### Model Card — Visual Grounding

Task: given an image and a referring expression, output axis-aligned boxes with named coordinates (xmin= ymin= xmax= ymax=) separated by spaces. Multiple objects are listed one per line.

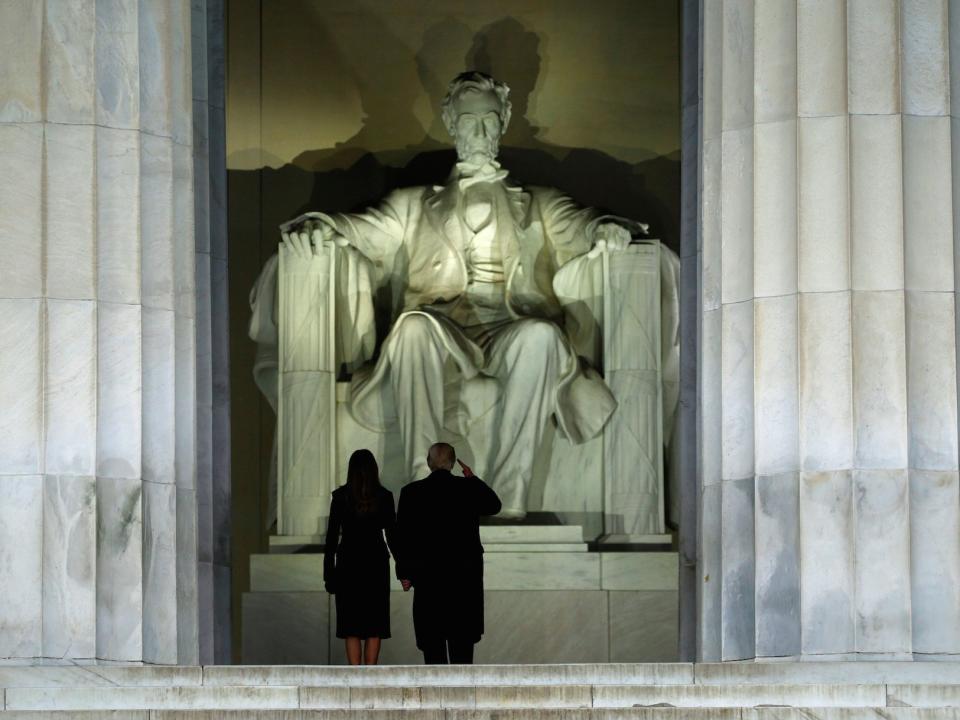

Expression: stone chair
xmin=249 ymin=240 xmax=679 ymax=540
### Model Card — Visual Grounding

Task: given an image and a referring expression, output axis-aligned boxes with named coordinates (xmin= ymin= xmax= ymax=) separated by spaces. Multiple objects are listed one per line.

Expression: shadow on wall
xmin=234 ymin=14 xmax=680 ymax=256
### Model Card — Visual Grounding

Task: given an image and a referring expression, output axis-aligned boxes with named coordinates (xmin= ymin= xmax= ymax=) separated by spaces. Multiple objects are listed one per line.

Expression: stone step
xmin=5 ymin=712 xmax=960 ymax=720
xmin=6 ymin=683 xmax=960 ymax=712
xmin=3 ymin=707 xmax=960 ymax=720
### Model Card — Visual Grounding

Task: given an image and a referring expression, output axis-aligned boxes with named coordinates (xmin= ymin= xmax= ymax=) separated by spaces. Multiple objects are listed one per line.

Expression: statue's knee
xmin=391 ymin=314 xmax=436 ymax=347
xmin=515 ymin=319 xmax=564 ymax=350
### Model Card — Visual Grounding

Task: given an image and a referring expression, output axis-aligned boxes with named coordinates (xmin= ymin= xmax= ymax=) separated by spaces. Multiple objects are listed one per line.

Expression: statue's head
xmin=441 ymin=71 xmax=512 ymax=164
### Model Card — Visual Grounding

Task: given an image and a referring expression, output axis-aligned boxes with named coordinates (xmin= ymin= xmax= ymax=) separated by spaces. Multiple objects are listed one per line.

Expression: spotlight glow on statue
xmin=250 ymin=72 xmax=675 ymax=522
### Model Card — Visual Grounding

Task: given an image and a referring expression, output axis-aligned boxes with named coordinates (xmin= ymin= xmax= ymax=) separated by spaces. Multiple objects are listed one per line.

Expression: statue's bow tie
xmin=456 ymin=160 xmax=509 ymax=190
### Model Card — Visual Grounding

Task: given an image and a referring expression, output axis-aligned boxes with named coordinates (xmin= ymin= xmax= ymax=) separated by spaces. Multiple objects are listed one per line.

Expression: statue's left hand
xmin=591 ymin=222 xmax=632 ymax=254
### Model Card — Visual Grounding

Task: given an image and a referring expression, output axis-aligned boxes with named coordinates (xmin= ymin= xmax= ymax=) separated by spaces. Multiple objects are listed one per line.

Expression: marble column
xmin=699 ymin=0 xmax=960 ymax=660
xmin=0 ymin=0 xmax=201 ymax=663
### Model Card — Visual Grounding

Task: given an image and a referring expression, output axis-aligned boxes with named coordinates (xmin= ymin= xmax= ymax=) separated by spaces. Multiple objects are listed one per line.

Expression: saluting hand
xmin=457 ymin=459 xmax=475 ymax=478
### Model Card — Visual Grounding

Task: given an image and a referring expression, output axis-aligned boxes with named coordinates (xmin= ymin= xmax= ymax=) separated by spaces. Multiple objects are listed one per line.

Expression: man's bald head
xmin=427 ymin=442 xmax=456 ymax=471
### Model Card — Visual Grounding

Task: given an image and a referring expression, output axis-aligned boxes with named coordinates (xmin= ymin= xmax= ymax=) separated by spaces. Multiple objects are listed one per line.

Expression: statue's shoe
xmin=494 ymin=507 xmax=526 ymax=520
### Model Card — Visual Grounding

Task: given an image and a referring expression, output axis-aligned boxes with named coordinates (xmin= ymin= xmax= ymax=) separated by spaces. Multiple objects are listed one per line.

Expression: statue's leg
xmin=484 ymin=319 xmax=571 ymax=517
xmin=383 ymin=314 xmax=450 ymax=482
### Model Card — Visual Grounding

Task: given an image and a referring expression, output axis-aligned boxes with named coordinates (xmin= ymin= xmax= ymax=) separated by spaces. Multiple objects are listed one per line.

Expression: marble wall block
xmin=0 ymin=476 xmax=43 ymax=657
xmin=176 ymin=487 xmax=199 ymax=664
xmin=97 ymin=127 xmax=141 ymax=305
xmin=174 ymin=143 xmax=196 ymax=320
xmin=850 ymin=115 xmax=904 ymax=291
xmin=754 ymin=472 xmax=800 ymax=657
xmin=799 ymin=471 xmax=855 ymax=655
xmin=799 ymin=292 xmax=853 ymax=472
xmin=170 ymin=0 xmax=192 ymax=147
xmin=902 ymin=0 xmax=950 ymax=116
xmin=752 ymin=0 xmax=796 ymax=124
xmin=478 ymin=591 xmax=609 ymax=664
xmin=0 ymin=300 xmax=42 ymax=474
xmin=192 ymin=100 xmax=211 ymax=255
xmin=0 ymin=124 xmax=42 ymax=298
xmin=797 ymin=0 xmax=847 ymax=117
xmin=720 ymin=127 xmax=754 ymax=304
xmin=44 ymin=300 xmax=97 ymax=476
xmin=44 ymin=0 xmax=96 ymax=124
xmin=197 ymin=560 xmax=214 ymax=665
xmin=96 ymin=476 xmax=143 ymax=661
xmin=906 ymin=291 xmax=958 ymax=469
xmin=143 ymin=481 xmax=178 ymax=664
xmin=753 ymin=296 xmax=799 ymax=476
xmin=701 ymin=137 xmax=721 ymax=311
xmin=846 ymin=0 xmax=901 ymax=115
xmin=142 ymin=308 xmax=176 ymax=484
xmin=699 ymin=482 xmax=722 ymax=661
xmin=175 ymin=314 xmax=197 ymax=490
xmin=720 ymin=0 xmax=753 ymax=132
xmin=853 ymin=470 xmax=912 ymax=653
xmin=701 ymin=308 xmax=721 ymax=487
xmin=0 ymin=1 xmax=42 ymax=122
xmin=45 ymin=124 xmax=96 ymax=299
xmin=852 ymin=291 xmax=908 ymax=469
xmin=609 ymin=591 xmax=679 ymax=662
xmin=213 ymin=563 xmax=231 ymax=663
xmin=753 ymin=120 xmax=797 ymax=298
xmin=191 ymin=0 xmax=208 ymax=103
xmin=95 ymin=0 xmax=140 ymax=129
xmin=242 ymin=592 xmax=329 ymax=665
xmin=903 ymin=116 xmax=954 ymax=291
xmin=138 ymin=0 xmax=173 ymax=138
xmin=910 ymin=470 xmax=960 ymax=653
xmin=206 ymin=0 xmax=225 ymax=112
xmin=700 ymin=0 xmax=721 ymax=143
xmin=209 ymin=109 xmax=228 ymax=261
xmin=140 ymin=134 xmax=175 ymax=310
xmin=798 ymin=116 xmax=849 ymax=293
xmin=721 ymin=477 xmax=755 ymax=661
xmin=97 ymin=302 xmax=142 ymax=480
xmin=42 ymin=475 xmax=96 ymax=659
xmin=721 ymin=301 xmax=754 ymax=482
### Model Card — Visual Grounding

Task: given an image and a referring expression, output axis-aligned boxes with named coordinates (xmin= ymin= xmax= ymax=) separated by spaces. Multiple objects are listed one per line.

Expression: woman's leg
xmin=363 ymin=637 xmax=381 ymax=665
xmin=345 ymin=637 xmax=362 ymax=665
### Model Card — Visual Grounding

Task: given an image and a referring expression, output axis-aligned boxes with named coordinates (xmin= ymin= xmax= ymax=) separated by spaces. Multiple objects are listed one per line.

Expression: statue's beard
xmin=455 ymin=136 xmax=500 ymax=167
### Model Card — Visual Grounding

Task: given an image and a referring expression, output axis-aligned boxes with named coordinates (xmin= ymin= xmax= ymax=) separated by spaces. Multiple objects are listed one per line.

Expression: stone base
xmin=243 ymin=527 xmax=679 ymax=665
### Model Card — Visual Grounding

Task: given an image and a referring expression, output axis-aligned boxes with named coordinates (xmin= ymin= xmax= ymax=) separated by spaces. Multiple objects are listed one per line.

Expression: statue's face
xmin=451 ymin=87 xmax=504 ymax=164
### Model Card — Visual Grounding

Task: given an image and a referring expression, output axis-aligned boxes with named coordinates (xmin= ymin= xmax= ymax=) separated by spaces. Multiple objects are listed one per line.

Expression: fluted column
xmin=0 ymin=0 xmax=199 ymax=663
xmin=699 ymin=0 xmax=960 ymax=660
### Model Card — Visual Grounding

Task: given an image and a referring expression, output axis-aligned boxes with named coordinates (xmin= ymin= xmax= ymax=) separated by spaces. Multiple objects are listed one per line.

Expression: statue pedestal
xmin=242 ymin=528 xmax=678 ymax=665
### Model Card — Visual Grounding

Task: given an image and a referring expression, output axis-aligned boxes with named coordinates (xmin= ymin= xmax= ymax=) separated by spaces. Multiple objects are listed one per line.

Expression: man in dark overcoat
xmin=395 ymin=442 xmax=501 ymax=664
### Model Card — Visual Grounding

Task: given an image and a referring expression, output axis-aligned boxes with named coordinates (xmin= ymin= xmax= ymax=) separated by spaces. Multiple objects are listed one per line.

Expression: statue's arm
xmin=280 ymin=191 xmax=409 ymax=267
xmin=539 ymin=189 xmax=649 ymax=266
xmin=248 ymin=254 xmax=280 ymax=413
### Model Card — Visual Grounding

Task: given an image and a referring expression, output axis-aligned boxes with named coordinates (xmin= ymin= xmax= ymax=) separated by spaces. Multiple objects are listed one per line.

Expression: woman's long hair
xmin=346 ymin=449 xmax=381 ymax=514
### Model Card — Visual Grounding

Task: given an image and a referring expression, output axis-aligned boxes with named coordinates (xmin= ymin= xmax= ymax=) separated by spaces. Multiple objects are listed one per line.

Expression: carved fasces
xmin=277 ymin=241 xmax=337 ymax=535
xmin=602 ymin=242 xmax=664 ymax=536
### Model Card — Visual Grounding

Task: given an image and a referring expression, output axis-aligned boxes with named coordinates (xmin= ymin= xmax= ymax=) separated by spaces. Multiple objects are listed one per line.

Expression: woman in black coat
xmin=323 ymin=449 xmax=398 ymax=665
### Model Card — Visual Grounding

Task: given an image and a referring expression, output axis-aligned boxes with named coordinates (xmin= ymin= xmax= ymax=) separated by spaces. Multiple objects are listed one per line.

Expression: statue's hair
xmin=440 ymin=71 xmax=512 ymax=137
xmin=427 ymin=442 xmax=456 ymax=471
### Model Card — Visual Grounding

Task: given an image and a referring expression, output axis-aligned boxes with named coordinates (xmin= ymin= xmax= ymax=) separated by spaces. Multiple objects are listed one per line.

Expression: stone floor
xmin=0 ymin=662 xmax=958 ymax=717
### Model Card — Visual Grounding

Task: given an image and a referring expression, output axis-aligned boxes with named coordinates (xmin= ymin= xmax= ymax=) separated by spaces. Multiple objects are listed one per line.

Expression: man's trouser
xmin=421 ymin=636 xmax=475 ymax=664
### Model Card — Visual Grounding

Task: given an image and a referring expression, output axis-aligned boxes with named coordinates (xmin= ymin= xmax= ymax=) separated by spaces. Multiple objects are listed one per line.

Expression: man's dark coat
xmin=395 ymin=469 xmax=502 ymax=648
